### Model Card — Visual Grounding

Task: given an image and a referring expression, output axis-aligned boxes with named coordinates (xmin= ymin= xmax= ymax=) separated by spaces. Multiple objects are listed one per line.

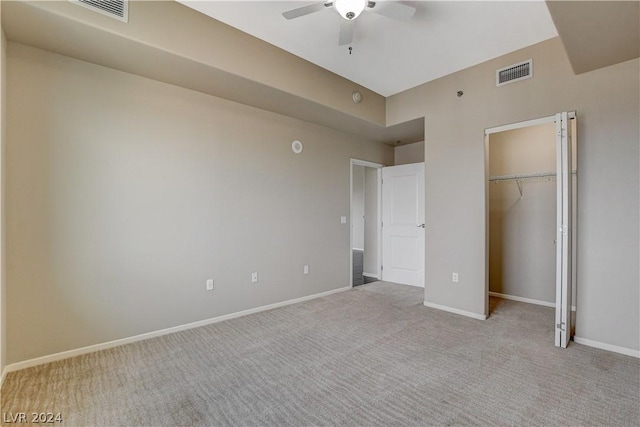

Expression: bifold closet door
xmin=555 ymin=112 xmax=573 ymax=348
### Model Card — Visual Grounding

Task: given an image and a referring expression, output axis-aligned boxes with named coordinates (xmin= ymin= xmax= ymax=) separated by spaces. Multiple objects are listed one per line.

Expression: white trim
xmin=485 ymin=112 xmax=576 ymax=135
xmin=489 ymin=291 xmax=577 ymax=311
xmin=424 ymin=301 xmax=487 ymax=320
xmin=351 ymin=159 xmax=385 ymax=169
xmin=485 ymin=115 xmax=556 ymax=135
xmin=376 ymin=167 xmax=382 ymax=284
xmin=352 ymin=247 xmax=364 ymax=251
xmin=349 ymin=162 xmax=354 ymax=288
xmin=362 ymin=272 xmax=379 ymax=279
xmin=573 ymin=336 xmax=640 ymax=359
xmin=3 ymin=286 xmax=351 ymax=375
xmin=484 ymin=133 xmax=490 ymax=316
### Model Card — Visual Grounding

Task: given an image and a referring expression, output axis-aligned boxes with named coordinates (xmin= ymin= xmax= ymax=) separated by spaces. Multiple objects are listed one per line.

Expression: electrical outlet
xmin=206 ymin=279 xmax=214 ymax=291
xmin=304 ymin=265 xmax=309 ymax=275
xmin=452 ymin=272 xmax=459 ymax=283
xmin=251 ymin=272 xmax=258 ymax=283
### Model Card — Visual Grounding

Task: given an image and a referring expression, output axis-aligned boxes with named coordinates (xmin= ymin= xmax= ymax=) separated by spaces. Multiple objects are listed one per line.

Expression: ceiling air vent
xmin=70 ymin=0 xmax=129 ymax=23
xmin=496 ymin=59 xmax=532 ymax=87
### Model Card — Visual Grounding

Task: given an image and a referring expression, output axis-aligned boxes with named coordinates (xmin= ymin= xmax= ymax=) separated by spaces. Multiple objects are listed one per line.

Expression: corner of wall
xmin=0 ymin=13 xmax=7 ymax=383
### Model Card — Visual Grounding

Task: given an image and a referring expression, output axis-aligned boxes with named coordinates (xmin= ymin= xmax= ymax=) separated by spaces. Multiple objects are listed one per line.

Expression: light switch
xmin=341 ymin=216 xmax=347 ymax=224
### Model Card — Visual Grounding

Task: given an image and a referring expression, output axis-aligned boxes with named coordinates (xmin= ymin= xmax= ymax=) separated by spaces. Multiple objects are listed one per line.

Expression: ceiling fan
xmin=282 ymin=0 xmax=416 ymax=46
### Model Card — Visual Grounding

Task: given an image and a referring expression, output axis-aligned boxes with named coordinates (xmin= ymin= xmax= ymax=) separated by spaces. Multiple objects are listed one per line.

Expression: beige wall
xmin=387 ymin=37 xmax=639 ymax=351
xmin=0 ymin=5 xmax=6 ymax=377
xmin=6 ymin=43 xmax=392 ymax=364
xmin=2 ymin=0 xmax=387 ymax=135
xmin=394 ymin=141 xmax=425 ymax=166
xmin=488 ymin=124 xmax=556 ymax=176
xmin=488 ymin=123 xmax=556 ymax=303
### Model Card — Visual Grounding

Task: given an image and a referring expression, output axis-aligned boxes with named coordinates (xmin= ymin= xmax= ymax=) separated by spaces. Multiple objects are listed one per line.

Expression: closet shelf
xmin=488 ymin=170 xmax=576 ymax=182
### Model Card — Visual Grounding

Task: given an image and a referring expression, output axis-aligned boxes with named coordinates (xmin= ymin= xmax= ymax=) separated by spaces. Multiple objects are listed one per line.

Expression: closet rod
xmin=488 ymin=170 xmax=576 ymax=182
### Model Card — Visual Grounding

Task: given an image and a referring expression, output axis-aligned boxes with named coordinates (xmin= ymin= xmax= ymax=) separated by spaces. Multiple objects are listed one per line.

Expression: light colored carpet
xmin=2 ymin=282 xmax=639 ymax=426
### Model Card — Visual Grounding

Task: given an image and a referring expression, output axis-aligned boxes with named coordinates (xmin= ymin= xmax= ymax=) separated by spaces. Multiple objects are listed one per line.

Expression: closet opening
xmin=350 ymin=159 xmax=383 ymax=287
xmin=485 ymin=113 xmax=577 ymax=348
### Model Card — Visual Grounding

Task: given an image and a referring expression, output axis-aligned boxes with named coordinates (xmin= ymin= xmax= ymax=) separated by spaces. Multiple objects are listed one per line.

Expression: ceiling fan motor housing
xmin=282 ymin=0 xmax=416 ymax=46
xmin=334 ymin=0 xmax=366 ymax=20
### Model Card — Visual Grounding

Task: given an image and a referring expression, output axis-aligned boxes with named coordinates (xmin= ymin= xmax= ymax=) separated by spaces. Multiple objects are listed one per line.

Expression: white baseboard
xmin=489 ymin=292 xmax=554 ymax=308
xmin=424 ymin=301 xmax=487 ymax=320
xmin=573 ymin=336 xmax=640 ymax=358
xmin=362 ymin=272 xmax=379 ymax=279
xmin=3 ymin=286 xmax=351 ymax=375
xmin=489 ymin=291 xmax=576 ymax=312
xmin=1 ymin=366 xmax=7 ymax=388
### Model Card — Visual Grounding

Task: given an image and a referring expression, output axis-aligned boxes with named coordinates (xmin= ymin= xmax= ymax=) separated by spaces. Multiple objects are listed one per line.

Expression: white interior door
xmin=555 ymin=112 xmax=573 ymax=348
xmin=382 ymin=163 xmax=425 ymax=287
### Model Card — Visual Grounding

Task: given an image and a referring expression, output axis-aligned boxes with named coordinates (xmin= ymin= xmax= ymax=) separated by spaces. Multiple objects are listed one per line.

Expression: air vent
xmin=496 ymin=59 xmax=532 ymax=87
xmin=70 ymin=0 xmax=128 ymax=23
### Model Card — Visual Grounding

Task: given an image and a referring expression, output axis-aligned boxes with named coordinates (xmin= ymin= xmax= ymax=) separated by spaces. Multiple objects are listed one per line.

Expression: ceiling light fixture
xmin=334 ymin=0 xmax=366 ymax=20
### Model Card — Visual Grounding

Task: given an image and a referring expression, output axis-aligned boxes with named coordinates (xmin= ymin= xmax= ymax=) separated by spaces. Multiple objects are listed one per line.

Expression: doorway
xmin=350 ymin=159 xmax=383 ymax=287
xmin=485 ymin=112 xmax=577 ymax=348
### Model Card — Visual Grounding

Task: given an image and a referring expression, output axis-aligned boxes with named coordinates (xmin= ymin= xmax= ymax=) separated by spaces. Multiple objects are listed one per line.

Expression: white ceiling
xmin=179 ymin=1 xmax=558 ymax=97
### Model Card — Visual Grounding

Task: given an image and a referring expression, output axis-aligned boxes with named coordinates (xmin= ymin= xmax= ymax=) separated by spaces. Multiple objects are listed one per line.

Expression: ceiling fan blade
xmin=338 ymin=20 xmax=355 ymax=46
xmin=282 ymin=2 xmax=331 ymax=20
xmin=368 ymin=1 xmax=416 ymax=21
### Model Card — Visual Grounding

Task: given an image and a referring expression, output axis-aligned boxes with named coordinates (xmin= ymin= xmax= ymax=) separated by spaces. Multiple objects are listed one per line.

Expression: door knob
xmin=417 ymin=224 xmax=425 ymax=228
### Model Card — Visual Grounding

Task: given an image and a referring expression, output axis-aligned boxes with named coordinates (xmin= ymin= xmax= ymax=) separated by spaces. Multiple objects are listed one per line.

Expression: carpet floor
xmin=2 ymin=282 xmax=639 ymax=426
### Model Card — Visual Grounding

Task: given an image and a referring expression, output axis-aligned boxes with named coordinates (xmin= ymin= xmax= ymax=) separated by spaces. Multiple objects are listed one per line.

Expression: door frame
xmin=484 ymin=112 xmax=576 ymax=346
xmin=350 ymin=159 xmax=384 ymax=288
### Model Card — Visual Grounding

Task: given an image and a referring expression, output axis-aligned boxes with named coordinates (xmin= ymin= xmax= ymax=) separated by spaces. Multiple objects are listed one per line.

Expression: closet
xmin=486 ymin=113 xmax=577 ymax=347
xmin=488 ymin=122 xmax=558 ymax=305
